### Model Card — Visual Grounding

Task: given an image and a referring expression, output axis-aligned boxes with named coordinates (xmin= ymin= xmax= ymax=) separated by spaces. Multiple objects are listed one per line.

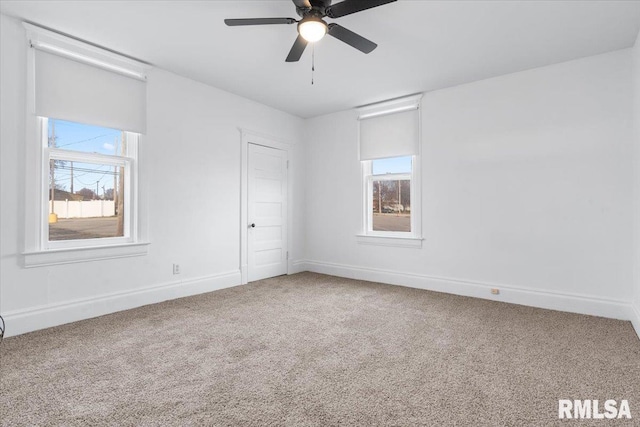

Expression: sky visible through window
xmin=48 ymin=119 xmax=123 ymax=199
xmin=372 ymin=156 xmax=411 ymax=175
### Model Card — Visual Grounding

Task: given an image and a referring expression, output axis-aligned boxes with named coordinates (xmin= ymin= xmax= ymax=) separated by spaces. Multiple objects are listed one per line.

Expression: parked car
xmin=381 ymin=204 xmax=404 ymax=213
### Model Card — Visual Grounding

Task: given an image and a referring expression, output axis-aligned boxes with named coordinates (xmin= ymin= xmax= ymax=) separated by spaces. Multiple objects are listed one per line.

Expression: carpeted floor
xmin=1 ymin=272 xmax=639 ymax=426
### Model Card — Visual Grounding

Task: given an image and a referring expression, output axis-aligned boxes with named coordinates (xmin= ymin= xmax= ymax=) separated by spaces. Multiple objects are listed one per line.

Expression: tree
xmin=400 ymin=180 xmax=410 ymax=211
xmin=373 ymin=181 xmax=380 ymax=213
xmin=381 ymin=181 xmax=397 ymax=205
xmin=76 ymin=188 xmax=96 ymax=200
xmin=104 ymin=188 xmax=115 ymax=200
xmin=374 ymin=180 xmax=411 ymax=213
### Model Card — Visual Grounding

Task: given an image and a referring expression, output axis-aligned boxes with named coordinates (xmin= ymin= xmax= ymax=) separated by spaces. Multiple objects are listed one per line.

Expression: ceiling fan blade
xmin=224 ymin=18 xmax=297 ymax=26
xmin=326 ymin=0 xmax=397 ymax=18
xmin=327 ymin=23 xmax=377 ymax=54
xmin=286 ymin=35 xmax=308 ymax=62
xmin=291 ymin=0 xmax=312 ymax=9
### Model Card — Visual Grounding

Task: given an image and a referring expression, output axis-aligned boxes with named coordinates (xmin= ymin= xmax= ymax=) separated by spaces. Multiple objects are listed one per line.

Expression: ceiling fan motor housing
xmin=296 ymin=0 xmax=333 ymax=18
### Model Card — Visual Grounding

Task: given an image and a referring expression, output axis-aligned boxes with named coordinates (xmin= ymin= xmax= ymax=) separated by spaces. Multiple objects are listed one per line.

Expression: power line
xmin=55 ymin=133 xmax=117 ymax=149
xmin=57 ymin=162 xmax=111 ymax=181
xmin=54 ymin=164 xmax=118 ymax=176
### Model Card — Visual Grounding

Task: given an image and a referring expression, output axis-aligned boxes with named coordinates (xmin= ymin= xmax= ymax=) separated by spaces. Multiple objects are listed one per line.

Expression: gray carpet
xmin=1 ymin=272 xmax=639 ymax=426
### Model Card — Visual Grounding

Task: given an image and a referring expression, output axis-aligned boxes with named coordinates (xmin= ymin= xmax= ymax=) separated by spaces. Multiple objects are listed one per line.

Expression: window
xmin=23 ymin=23 xmax=148 ymax=266
xmin=367 ymin=156 xmax=412 ymax=233
xmin=358 ymin=95 xmax=422 ymax=247
xmin=43 ymin=119 xmax=137 ymax=248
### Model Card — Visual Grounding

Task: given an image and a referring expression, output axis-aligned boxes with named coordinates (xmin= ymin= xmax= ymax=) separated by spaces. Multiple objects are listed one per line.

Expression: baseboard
xmin=5 ymin=264 xmax=637 ymax=340
xmin=298 ymin=260 xmax=635 ymax=322
xmin=289 ymin=259 xmax=307 ymax=275
xmin=2 ymin=270 xmax=242 ymax=338
xmin=631 ymin=302 xmax=640 ymax=340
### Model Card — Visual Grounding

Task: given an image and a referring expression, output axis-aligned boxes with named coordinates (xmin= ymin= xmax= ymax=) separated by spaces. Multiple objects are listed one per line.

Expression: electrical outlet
xmin=173 ymin=264 xmax=181 ymax=275
xmin=491 ymin=288 xmax=500 ymax=295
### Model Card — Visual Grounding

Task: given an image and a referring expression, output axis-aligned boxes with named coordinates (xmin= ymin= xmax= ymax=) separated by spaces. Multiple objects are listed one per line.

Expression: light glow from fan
xmin=298 ymin=19 xmax=327 ymax=43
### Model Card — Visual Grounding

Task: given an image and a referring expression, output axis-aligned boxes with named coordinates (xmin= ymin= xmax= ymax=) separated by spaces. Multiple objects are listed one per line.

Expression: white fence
xmin=52 ymin=200 xmax=115 ymax=219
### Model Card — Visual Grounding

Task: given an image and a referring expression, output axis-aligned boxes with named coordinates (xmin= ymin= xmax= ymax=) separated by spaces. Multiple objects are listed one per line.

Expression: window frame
xmin=40 ymin=118 xmax=138 ymax=250
xmin=360 ymin=156 xmax=422 ymax=246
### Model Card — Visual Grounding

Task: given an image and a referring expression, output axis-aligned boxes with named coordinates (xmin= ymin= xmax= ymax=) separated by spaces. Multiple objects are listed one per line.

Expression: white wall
xmin=0 ymin=14 xmax=305 ymax=336
xmin=632 ymin=30 xmax=640 ymax=336
xmin=302 ymin=49 xmax=635 ymax=320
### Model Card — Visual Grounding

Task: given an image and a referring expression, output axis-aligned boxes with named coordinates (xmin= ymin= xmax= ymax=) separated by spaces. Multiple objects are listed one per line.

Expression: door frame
xmin=240 ymin=129 xmax=292 ymax=284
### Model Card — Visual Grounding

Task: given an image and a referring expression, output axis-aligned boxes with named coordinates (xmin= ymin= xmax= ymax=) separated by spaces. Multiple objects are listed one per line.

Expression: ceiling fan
xmin=224 ymin=0 xmax=397 ymax=62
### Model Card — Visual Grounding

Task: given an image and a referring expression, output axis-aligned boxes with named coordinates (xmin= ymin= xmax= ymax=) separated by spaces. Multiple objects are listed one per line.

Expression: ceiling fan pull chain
xmin=311 ymin=43 xmax=315 ymax=85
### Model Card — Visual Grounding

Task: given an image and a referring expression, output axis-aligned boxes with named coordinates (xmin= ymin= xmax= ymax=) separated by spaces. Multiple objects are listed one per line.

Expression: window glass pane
xmin=372 ymin=179 xmax=411 ymax=232
xmin=48 ymin=119 xmax=125 ymax=155
xmin=372 ymin=156 xmax=411 ymax=175
xmin=48 ymin=160 xmax=125 ymax=241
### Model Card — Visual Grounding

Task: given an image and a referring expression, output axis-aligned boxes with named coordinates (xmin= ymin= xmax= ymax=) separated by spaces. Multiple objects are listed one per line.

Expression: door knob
xmin=250 ymin=223 xmax=256 ymax=228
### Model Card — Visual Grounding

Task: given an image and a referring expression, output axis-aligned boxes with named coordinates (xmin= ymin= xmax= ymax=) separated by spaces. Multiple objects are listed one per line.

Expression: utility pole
xmin=113 ymin=137 xmax=118 ymax=204
xmin=70 ymin=161 xmax=74 ymax=194
xmin=116 ymin=132 xmax=126 ymax=236
xmin=96 ymin=181 xmax=99 ymax=200
xmin=50 ymin=120 xmax=56 ymax=213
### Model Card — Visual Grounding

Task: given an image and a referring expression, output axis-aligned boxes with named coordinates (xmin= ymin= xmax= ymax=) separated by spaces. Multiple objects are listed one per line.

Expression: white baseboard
xmin=631 ymin=302 xmax=640 ymax=340
xmin=289 ymin=259 xmax=307 ymax=275
xmin=5 ymin=263 xmax=638 ymax=341
xmin=3 ymin=270 xmax=242 ymax=338
xmin=298 ymin=260 xmax=636 ymax=323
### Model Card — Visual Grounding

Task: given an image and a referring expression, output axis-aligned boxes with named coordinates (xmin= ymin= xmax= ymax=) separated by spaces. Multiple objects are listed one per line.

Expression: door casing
xmin=240 ymin=129 xmax=292 ymax=284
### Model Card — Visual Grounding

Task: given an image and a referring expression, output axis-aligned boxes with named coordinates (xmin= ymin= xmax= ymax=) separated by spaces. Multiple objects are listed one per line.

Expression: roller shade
xmin=358 ymin=94 xmax=422 ymax=161
xmin=32 ymin=35 xmax=147 ymax=134
xmin=359 ymin=108 xmax=420 ymax=160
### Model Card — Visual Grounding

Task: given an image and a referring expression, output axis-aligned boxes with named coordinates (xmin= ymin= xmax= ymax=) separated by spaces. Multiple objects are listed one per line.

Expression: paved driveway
xmin=372 ymin=213 xmax=410 ymax=232
xmin=49 ymin=217 xmax=120 ymax=240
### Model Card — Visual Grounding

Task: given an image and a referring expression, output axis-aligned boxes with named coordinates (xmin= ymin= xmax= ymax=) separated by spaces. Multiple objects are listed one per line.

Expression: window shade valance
xmin=358 ymin=94 xmax=422 ymax=161
xmin=27 ymin=23 xmax=147 ymax=134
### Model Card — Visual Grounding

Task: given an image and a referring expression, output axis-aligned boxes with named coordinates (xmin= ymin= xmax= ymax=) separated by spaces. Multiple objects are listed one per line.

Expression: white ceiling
xmin=2 ymin=0 xmax=639 ymax=118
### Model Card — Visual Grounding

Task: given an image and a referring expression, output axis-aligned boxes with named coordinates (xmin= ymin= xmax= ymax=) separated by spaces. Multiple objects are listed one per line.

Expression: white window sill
xmin=23 ymin=242 xmax=150 ymax=268
xmin=356 ymin=234 xmax=423 ymax=249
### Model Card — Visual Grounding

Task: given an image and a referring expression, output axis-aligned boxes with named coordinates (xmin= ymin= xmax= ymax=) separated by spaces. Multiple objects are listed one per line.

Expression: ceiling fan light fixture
xmin=298 ymin=17 xmax=327 ymax=42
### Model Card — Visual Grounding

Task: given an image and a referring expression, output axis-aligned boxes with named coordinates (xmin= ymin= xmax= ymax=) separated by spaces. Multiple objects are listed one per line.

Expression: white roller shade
xmin=34 ymin=44 xmax=146 ymax=134
xmin=358 ymin=94 xmax=422 ymax=161
xmin=359 ymin=108 xmax=420 ymax=161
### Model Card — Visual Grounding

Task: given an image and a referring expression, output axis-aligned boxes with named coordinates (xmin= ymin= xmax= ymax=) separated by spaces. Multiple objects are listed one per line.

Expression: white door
xmin=248 ymin=143 xmax=288 ymax=282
